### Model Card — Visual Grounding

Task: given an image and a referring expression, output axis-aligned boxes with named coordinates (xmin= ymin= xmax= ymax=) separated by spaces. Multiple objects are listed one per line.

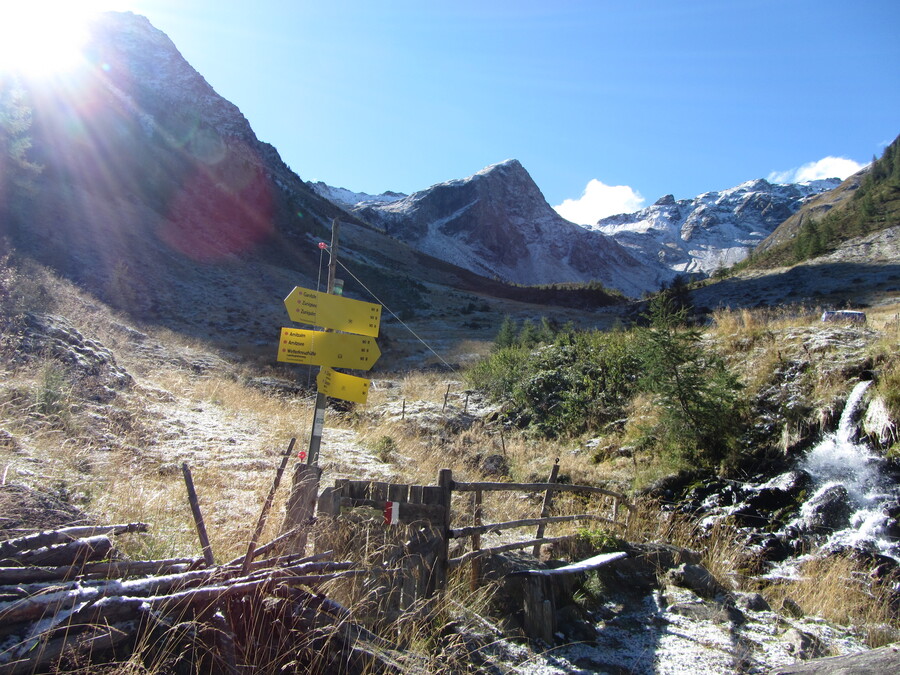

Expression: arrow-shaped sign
xmin=284 ymin=287 xmax=381 ymax=337
xmin=317 ymin=367 xmax=371 ymax=404
xmin=277 ymin=327 xmax=381 ymax=370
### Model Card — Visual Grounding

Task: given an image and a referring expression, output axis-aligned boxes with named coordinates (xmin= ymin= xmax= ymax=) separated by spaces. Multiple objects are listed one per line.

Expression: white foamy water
xmin=798 ymin=380 xmax=898 ymax=557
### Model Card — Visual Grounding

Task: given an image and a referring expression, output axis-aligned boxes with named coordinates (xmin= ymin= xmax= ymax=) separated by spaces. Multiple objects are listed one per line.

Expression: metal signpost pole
xmin=281 ymin=219 xmax=339 ymax=550
xmin=306 ymin=218 xmax=339 ymax=466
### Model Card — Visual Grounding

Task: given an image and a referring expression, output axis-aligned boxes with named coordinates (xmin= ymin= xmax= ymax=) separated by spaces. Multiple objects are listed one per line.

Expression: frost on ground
xmin=495 ymin=586 xmax=869 ymax=675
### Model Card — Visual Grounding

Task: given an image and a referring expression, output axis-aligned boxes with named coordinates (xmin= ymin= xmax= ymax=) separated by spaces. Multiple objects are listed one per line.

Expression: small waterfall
xmin=797 ymin=380 xmax=898 ymax=558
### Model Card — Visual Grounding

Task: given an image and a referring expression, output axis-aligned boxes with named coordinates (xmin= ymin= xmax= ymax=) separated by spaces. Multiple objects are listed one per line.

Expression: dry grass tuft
xmin=763 ymin=556 xmax=900 ymax=647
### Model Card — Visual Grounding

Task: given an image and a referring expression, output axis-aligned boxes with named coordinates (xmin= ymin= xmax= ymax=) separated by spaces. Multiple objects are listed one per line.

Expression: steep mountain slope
xmin=753 ymin=134 xmax=899 ymax=265
xmin=351 ymin=159 xmax=659 ymax=297
xmin=752 ymin=169 xmax=870 ymax=258
xmin=590 ymin=178 xmax=840 ymax=277
xmin=0 ymin=12 xmax=621 ymax=357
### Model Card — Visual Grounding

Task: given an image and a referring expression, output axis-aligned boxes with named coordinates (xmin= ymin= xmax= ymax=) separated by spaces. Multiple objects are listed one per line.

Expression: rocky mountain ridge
xmin=349 ymin=159 xmax=661 ymax=297
xmin=319 ymin=166 xmax=844 ymax=297
xmin=309 ymin=182 xmax=407 ymax=209
xmin=591 ymin=177 xmax=842 ymax=277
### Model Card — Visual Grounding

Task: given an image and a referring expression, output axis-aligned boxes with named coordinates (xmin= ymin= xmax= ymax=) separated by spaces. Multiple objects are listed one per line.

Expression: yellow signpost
xmin=277 ymin=327 xmax=381 ymax=370
xmin=316 ymin=367 xmax=371 ymax=404
xmin=284 ymin=286 xmax=381 ymax=337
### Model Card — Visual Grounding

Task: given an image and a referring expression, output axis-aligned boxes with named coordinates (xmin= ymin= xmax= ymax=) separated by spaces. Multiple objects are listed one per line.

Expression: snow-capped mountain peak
xmin=588 ymin=177 xmax=842 ymax=276
xmin=308 ymin=182 xmax=407 ymax=209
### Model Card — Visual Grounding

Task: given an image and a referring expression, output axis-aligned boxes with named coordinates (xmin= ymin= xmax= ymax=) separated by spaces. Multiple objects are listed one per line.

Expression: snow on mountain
xmin=308 ymin=182 xmax=407 ymax=209
xmin=350 ymin=160 xmax=660 ymax=297
xmin=588 ymin=178 xmax=842 ymax=276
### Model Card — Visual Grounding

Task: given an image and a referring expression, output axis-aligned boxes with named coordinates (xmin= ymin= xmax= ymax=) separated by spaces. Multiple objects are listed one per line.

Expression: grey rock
xmin=799 ymin=485 xmax=853 ymax=535
xmin=768 ymin=641 xmax=900 ymax=674
xmin=737 ymin=592 xmax=771 ymax=612
xmin=783 ymin=627 xmax=828 ymax=660
xmin=665 ymin=563 xmax=730 ymax=600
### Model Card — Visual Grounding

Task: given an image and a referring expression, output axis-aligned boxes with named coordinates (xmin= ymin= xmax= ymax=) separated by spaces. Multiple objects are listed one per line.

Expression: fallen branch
xmin=0 ymin=557 xmax=199 ymax=584
xmin=9 ymin=535 xmax=112 ymax=568
xmin=0 ymin=523 xmax=148 ymax=560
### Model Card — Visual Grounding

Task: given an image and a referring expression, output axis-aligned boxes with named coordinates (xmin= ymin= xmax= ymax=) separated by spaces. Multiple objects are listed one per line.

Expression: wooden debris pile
xmin=0 ymin=522 xmax=422 ymax=674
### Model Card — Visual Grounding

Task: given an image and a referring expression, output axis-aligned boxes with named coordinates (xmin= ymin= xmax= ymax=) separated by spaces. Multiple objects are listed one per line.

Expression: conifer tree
xmin=0 ymin=76 xmax=42 ymax=201
xmin=493 ymin=315 xmax=517 ymax=350
xmin=637 ymin=293 xmax=742 ymax=465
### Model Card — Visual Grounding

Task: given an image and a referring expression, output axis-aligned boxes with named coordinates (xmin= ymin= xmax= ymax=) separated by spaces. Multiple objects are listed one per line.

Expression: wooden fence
xmin=317 ymin=466 xmax=633 ymax=604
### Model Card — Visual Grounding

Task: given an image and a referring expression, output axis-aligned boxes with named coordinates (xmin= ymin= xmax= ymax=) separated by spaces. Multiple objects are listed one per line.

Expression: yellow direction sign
xmin=317 ymin=367 xmax=370 ymax=404
xmin=277 ymin=327 xmax=381 ymax=370
xmin=284 ymin=287 xmax=381 ymax=337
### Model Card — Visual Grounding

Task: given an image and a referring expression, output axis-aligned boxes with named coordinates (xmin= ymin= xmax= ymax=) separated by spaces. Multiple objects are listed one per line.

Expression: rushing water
xmin=796 ymin=380 xmax=899 ymax=558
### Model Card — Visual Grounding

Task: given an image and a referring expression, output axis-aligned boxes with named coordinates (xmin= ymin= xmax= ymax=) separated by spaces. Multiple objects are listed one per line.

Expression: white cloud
xmin=553 ymin=179 xmax=645 ymax=225
xmin=768 ymin=156 xmax=866 ymax=184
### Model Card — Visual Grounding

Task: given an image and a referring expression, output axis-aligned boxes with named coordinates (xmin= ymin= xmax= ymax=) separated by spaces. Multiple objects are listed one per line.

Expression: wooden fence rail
xmin=450 ymin=512 xmax=622 ymax=539
xmin=322 ymin=467 xmax=633 ymax=597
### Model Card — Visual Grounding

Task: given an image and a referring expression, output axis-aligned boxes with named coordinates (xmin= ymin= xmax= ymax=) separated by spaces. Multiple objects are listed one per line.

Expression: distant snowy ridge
xmin=589 ymin=177 xmax=842 ymax=276
xmin=309 ymin=182 xmax=407 ymax=209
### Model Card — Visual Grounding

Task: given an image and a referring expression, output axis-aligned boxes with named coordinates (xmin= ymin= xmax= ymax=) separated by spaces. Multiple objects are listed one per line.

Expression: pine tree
xmin=638 ymin=294 xmax=742 ymax=465
xmin=494 ymin=315 xmax=517 ymax=350
xmin=0 ymin=76 xmax=42 ymax=202
xmin=518 ymin=319 xmax=539 ymax=348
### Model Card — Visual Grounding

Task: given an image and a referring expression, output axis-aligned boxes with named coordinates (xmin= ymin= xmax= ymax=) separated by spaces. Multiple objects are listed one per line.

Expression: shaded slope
xmin=0 ymin=12 xmax=623 ymax=355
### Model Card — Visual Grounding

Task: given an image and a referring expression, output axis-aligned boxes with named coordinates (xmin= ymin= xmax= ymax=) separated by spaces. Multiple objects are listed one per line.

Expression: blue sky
xmin=13 ymin=1 xmax=900 ymax=224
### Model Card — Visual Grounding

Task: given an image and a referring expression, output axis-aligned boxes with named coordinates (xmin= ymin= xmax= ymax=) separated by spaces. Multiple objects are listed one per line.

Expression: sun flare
xmin=0 ymin=1 xmax=98 ymax=77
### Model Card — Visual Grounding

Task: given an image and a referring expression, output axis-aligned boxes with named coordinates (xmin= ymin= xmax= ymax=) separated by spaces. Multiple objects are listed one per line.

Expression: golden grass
xmin=762 ymin=556 xmax=900 ymax=647
xmin=3 ymin=258 xmax=900 ymax=668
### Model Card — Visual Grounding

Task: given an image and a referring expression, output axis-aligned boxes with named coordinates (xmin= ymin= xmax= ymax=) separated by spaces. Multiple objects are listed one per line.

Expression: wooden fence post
xmin=532 ymin=458 xmax=560 ymax=557
xmin=469 ymin=489 xmax=483 ymax=591
xmin=280 ymin=463 xmax=322 ymax=555
xmin=442 ymin=384 xmax=451 ymax=412
xmin=433 ymin=468 xmax=453 ymax=594
xmin=181 ymin=463 xmax=215 ymax=566
xmin=241 ymin=438 xmax=295 ymax=574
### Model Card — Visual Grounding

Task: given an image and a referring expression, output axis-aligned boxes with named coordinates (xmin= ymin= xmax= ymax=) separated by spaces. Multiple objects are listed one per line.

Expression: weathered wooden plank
xmin=0 ymin=558 xmax=199 ymax=584
xmin=181 ymin=463 xmax=215 ymax=566
xmin=280 ymin=464 xmax=322 ymax=555
xmin=470 ymin=489 xmax=483 ymax=591
xmin=241 ymin=438 xmax=296 ymax=574
xmin=450 ymin=513 xmax=619 ymax=539
xmin=387 ymin=484 xmax=409 ymax=502
xmin=432 ymin=469 xmax=453 ymax=595
xmin=452 ymin=480 xmax=633 ymax=508
xmin=346 ymin=481 xmax=370 ymax=500
xmin=0 ymin=523 xmax=148 ymax=560
xmin=10 ymin=535 xmax=114 ymax=568
xmin=523 ymin=577 xmax=555 ymax=643
xmin=337 ymin=498 xmax=444 ymax=524
xmin=421 ymin=486 xmax=442 ymax=506
xmin=508 ymin=551 xmax=628 ymax=576
xmin=534 ymin=459 xmax=560 ymax=556
xmin=449 ymin=534 xmax=581 ymax=567
xmin=370 ymin=482 xmax=389 ymax=502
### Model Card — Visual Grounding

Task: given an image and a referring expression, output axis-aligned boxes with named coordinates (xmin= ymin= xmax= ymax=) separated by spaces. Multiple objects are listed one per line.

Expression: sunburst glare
xmin=0 ymin=1 xmax=102 ymax=77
